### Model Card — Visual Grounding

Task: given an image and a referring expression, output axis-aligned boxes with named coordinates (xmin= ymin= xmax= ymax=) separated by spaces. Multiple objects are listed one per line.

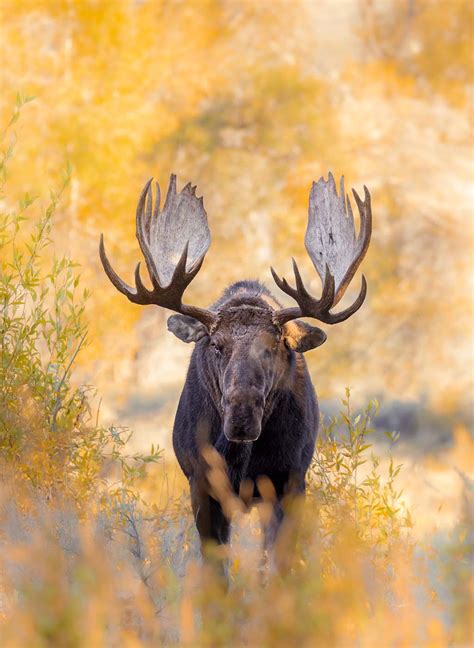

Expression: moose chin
xmin=100 ymin=171 xmax=372 ymax=560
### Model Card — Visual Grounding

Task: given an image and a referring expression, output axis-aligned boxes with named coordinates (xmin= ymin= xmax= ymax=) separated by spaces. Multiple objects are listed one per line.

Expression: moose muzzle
xmin=222 ymin=390 xmax=264 ymax=443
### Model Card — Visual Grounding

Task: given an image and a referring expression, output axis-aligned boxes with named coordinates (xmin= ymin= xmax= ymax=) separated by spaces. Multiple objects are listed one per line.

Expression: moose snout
xmin=222 ymin=392 xmax=264 ymax=443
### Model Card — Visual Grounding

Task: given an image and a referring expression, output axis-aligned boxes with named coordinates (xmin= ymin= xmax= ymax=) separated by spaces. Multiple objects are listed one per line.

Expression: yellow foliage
xmin=1 ymin=0 xmax=472 ymax=413
xmin=0 ymin=6 xmax=472 ymax=644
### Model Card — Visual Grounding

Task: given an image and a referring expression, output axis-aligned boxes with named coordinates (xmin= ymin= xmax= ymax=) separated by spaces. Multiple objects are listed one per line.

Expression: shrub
xmin=0 ymin=96 xmax=161 ymax=509
xmin=0 ymin=98 xmax=468 ymax=647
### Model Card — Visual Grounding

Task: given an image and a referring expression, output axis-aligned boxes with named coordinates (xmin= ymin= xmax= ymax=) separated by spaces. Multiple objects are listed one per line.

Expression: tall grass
xmin=0 ymin=100 xmax=471 ymax=647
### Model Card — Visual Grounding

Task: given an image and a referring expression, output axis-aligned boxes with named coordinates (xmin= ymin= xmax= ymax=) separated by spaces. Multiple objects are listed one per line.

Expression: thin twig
xmin=50 ymin=332 xmax=87 ymax=431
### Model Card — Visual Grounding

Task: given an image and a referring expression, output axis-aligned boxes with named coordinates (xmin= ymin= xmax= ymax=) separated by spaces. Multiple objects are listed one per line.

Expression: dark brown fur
xmin=172 ymin=280 xmax=320 ymax=550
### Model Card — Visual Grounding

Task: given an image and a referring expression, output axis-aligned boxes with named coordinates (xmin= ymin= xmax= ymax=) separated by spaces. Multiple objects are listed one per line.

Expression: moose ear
xmin=167 ymin=314 xmax=209 ymax=344
xmin=283 ymin=320 xmax=327 ymax=353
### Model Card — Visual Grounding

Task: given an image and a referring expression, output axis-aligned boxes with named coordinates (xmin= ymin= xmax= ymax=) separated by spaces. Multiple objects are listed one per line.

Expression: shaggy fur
xmin=172 ymin=280 xmax=319 ymax=549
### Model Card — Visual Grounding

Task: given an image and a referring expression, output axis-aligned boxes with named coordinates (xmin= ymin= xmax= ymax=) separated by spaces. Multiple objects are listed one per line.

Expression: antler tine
xmin=153 ymin=181 xmax=160 ymax=220
xmin=145 ymin=180 xmax=153 ymax=223
xmin=144 ymin=177 xmax=153 ymax=238
xmin=100 ymin=234 xmax=149 ymax=305
xmin=134 ymin=262 xmax=151 ymax=299
xmin=99 ymin=234 xmax=131 ymax=297
xmin=325 ymin=275 xmax=367 ymax=324
xmin=353 ymin=185 xmax=372 ymax=249
xmin=270 ymin=266 xmax=294 ymax=297
xmin=292 ymin=259 xmax=311 ymax=301
xmin=136 ymin=179 xmax=162 ymax=291
xmin=319 ymin=265 xmax=336 ymax=312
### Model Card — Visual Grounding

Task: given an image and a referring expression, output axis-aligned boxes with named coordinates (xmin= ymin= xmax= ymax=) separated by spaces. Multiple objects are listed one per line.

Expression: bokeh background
xmin=2 ymin=0 xmax=473 ymax=474
xmin=0 ymin=2 xmax=473 ymax=644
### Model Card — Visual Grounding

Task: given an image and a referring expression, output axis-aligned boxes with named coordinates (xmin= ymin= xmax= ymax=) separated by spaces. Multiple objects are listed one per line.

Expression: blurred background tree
xmin=1 ymin=0 xmax=472 ymax=446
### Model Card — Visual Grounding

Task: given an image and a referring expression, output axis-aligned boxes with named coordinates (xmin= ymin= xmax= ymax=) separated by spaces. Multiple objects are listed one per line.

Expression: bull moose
xmin=99 ymin=172 xmax=372 ymax=557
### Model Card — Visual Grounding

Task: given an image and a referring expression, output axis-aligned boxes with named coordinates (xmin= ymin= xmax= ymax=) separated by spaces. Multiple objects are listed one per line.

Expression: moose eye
xmin=210 ymin=341 xmax=222 ymax=356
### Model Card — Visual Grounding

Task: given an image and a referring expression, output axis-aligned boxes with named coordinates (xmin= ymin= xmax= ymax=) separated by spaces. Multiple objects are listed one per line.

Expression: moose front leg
xmin=189 ymin=477 xmax=230 ymax=554
xmin=263 ymin=499 xmax=284 ymax=551
xmin=259 ymin=471 xmax=306 ymax=571
xmin=189 ymin=476 xmax=231 ymax=588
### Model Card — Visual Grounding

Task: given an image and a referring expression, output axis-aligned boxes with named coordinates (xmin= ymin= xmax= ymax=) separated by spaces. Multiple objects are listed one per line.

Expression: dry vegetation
xmin=1 ymin=1 xmax=473 ymax=645
xmin=0 ymin=101 xmax=472 ymax=646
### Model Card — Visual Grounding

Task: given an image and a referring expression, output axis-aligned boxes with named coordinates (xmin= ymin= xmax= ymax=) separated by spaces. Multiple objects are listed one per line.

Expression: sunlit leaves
xmin=0 ymin=103 xmax=161 ymax=509
xmin=310 ymin=388 xmax=409 ymax=547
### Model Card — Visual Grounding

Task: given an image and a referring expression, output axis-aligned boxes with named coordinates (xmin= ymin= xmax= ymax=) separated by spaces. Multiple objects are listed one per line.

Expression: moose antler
xmin=99 ymin=175 xmax=216 ymax=328
xmin=272 ymin=173 xmax=372 ymax=326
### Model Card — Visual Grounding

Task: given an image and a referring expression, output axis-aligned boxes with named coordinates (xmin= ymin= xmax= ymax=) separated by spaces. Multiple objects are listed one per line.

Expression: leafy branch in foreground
xmin=0 ymin=96 xmax=161 ymax=507
xmin=309 ymin=388 xmax=412 ymax=549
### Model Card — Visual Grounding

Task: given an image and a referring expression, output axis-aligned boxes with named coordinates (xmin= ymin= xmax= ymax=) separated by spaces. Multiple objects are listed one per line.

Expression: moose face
xmin=212 ymin=315 xmax=283 ymax=443
xmin=169 ymin=300 xmax=327 ymax=443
